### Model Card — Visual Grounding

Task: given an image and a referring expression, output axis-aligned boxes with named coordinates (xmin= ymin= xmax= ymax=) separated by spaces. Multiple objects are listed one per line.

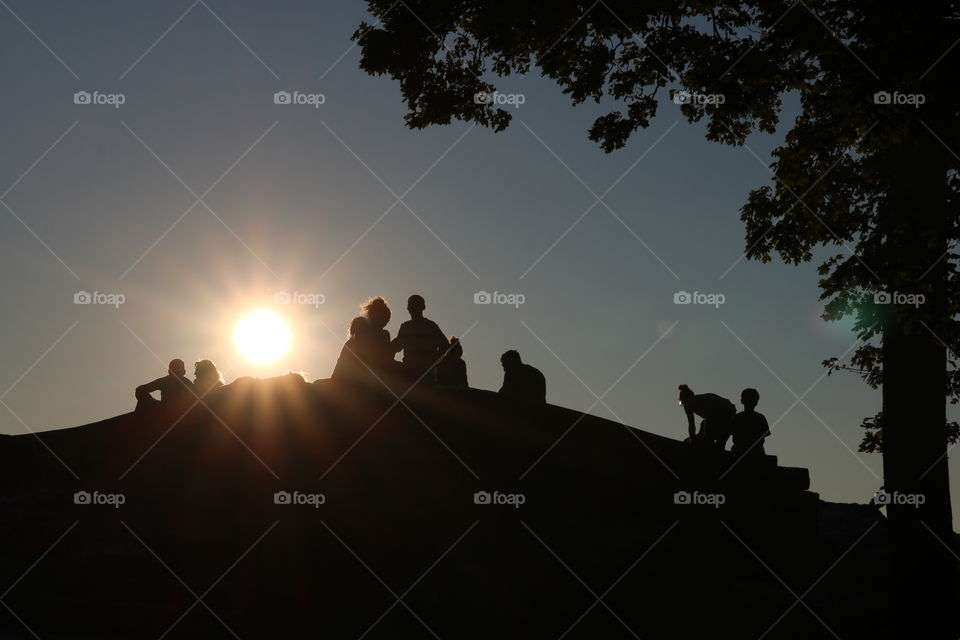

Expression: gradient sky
xmin=2 ymin=1 xmax=957 ymax=526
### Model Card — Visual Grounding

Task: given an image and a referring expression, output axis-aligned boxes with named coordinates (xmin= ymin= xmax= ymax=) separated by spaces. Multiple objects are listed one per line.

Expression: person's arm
xmin=761 ymin=415 xmax=771 ymax=438
xmin=135 ymin=376 xmax=164 ymax=399
xmin=684 ymin=405 xmax=697 ymax=440
xmin=499 ymin=370 xmax=512 ymax=394
xmin=434 ymin=325 xmax=449 ymax=355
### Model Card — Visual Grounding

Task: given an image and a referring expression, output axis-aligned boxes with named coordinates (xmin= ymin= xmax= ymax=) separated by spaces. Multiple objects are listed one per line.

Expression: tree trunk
xmin=881 ymin=143 xmax=957 ymax=635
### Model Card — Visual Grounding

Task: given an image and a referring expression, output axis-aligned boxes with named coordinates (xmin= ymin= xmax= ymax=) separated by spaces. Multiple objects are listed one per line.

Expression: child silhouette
xmin=729 ymin=388 xmax=771 ymax=460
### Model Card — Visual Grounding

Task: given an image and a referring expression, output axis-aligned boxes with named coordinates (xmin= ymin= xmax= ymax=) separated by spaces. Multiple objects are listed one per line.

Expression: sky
xmin=1 ymin=1 xmax=957 ymax=526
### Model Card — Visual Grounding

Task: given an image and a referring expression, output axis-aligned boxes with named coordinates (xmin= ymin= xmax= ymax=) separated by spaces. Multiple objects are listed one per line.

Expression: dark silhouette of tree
xmin=354 ymin=0 xmax=960 ymax=626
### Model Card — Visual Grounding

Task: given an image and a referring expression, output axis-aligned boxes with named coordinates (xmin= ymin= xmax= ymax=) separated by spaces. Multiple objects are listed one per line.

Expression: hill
xmin=0 ymin=375 xmax=899 ymax=638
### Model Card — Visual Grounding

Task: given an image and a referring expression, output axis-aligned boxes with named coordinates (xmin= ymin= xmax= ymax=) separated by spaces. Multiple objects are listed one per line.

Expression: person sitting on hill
xmin=391 ymin=294 xmax=449 ymax=383
xmin=135 ymin=358 xmax=193 ymax=412
xmin=678 ymin=383 xmax=737 ymax=450
xmin=193 ymin=359 xmax=224 ymax=398
xmin=499 ymin=350 xmax=546 ymax=405
xmin=359 ymin=296 xmax=396 ymax=375
xmin=729 ymin=387 xmax=771 ymax=460
xmin=436 ymin=337 xmax=468 ymax=387
xmin=332 ymin=316 xmax=372 ymax=385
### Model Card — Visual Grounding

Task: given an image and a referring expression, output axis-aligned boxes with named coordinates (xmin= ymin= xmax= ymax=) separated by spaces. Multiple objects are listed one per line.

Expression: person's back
xmin=332 ymin=316 xmax=372 ymax=385
xmin=499 ymin=350 xmax=546 ymax=405
xmin=135 ymin=359 xmax=192 ymax=412
xmin=193 ymin=359 xmax=224 ymax=398
xmin=394 ymin=295 xmax=448 ymax=381
xmin=730 ymin=388 xmax=770 ymax=459
xmin=436 ymin=337 xmax=468 ymax=387
xmin=397 ymin=318 xmax=446 ymax=368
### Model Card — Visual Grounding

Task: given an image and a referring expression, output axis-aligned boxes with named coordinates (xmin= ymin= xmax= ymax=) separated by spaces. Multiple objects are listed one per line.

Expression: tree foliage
xmin=354 ymin=1 xmax=960 ymax=449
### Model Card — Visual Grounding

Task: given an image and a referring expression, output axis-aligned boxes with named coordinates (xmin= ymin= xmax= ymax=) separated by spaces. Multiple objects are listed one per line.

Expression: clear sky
xmin=1 ymin=1 xmax=957 ymax=526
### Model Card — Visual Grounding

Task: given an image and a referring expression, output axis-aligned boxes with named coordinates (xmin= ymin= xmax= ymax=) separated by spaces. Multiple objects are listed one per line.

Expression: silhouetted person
xmin=135 ymin=358 xmax=193 ymax=412
xmin=332 ymin=316 xmax=371 ymax=385
xmin=436 ymin=337 xmax=468 ymax=387
xmin=730 ymin=387 xmax=771 ymax=460
xmin=499 ymin=350 xmax=546 ymax=405
xmin=194 ymin=359 xmax=224 ymax=398
xmin=391 ymin=294 xmax=448 ymax=383
xmin=678 ymin=384 xmax=736 ymax=449
xmin=358 ymin=296 xmax=396 ymax=374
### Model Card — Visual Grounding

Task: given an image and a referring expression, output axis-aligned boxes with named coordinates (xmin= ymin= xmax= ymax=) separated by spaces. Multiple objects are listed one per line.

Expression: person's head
xmin=348 ymin=316 xmax=367 ymax=338
xmin=678 ymin=384 xmax=695 ymax=406
xmin=501 ymin=350 xmax=522 ymax=370
xmin=168 ymin=359 xmax=186 ymax=377
xmin=194 ymin=359 xmax=222 ymax=383
xmin=741 ymin=387 xmax=760 ymax=409
xmin=447 ymin=336 xmax=463 ymax=359
xmin=362 ymin=296 xmax=391 ymax=329
xmin=407 ymin=294 xmax=425 ymax=317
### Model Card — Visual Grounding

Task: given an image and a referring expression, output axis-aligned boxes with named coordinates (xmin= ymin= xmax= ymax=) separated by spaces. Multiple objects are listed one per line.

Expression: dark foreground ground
xmin=0 ymin=375 xmax=928 ymax=638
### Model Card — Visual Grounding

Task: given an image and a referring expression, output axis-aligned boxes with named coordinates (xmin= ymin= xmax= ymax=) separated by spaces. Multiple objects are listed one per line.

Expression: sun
xmin=234 ymin=310 xmax=291 ymax=364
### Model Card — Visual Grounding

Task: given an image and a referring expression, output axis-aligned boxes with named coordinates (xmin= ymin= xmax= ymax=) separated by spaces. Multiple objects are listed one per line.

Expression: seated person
xmin=499 ymin=350 xmax=546 ymax=405
xmin=359 ymin=296 xmax=397 ymax=375
xmin=135 ymin=359 xmax=193 ymax=412
xmin=391 ymin=294 xmax=449 ymax=383
xmin=332 ymin=316 xmax=372 ymax=385
xmin=193 ymin=359 xmax=224 ymax=398
xmin=678 ymin=384 xmax=737 ymax=449
xmin=436 ymin=337 xmax=468 ymax=387
xmin=730 ymin=388 xmax=771 ymax=460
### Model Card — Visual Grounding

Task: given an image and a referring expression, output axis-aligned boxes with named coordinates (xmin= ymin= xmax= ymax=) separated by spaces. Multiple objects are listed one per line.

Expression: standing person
xmin=193 ymin=359 xmax=224 ymax=398
xmin=499 ymin=350 xmax=546 ymax=405
xmin=134 ymin=359 xmax=193 ymax=412
xmin=391 ymin=294 xmax=449 ymax=383
xmin=730 ymin=388 xmax=771 ymax=460
xmin=678 ymin=384 xmax=737 ymax=449
xmin=436 ymin=337 xmax=468 ymax=387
